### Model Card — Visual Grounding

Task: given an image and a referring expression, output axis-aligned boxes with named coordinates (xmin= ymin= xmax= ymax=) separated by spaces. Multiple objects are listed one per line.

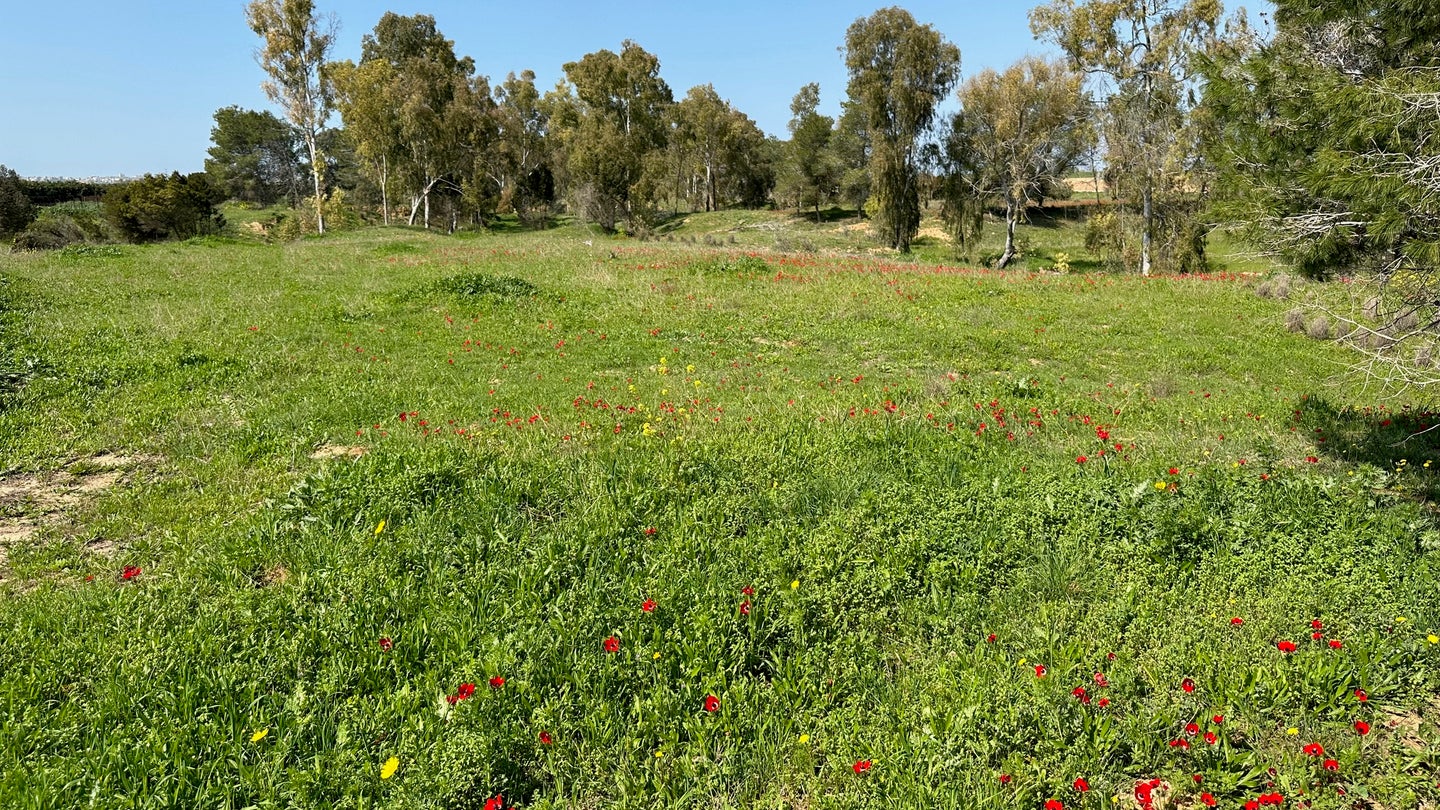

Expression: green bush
xmin=11 ymin=202 xmax=113 ymax=251
xmin=0 ymin=165 xmax=37 ymax=237
xmin=103 ymin=172 xmax=225 ymax=243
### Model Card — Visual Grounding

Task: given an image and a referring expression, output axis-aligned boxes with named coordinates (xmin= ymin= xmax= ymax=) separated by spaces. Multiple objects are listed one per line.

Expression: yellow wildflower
xmin=1428 ymin=634 xmax=1439 ymax=644
xmin=791 ymin=579 xmax=799 ymax=590
xmin=1397 ymin=616 xmax=1408 ymax=623
xmin=251 ymin=728 xmax=269 ymax=743
xmin=799 ymin=734 xmax=810 ymax=744
xmin=381 ymin=756 xmax=399 ymax=779
xmin=1156 ymin=482 xmax=1167 ymax=490
xmin=374 ymin=520 xmax=385 ymax=536
xmin=1286 ymin=727 xmax=1299 ymax=736
xmin=653 ymin=651 xmax=661 ymax=660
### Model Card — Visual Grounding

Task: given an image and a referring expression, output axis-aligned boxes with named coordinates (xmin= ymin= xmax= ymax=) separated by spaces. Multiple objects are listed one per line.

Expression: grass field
xmin=0 ymin=211 xmax=1437 ymax=808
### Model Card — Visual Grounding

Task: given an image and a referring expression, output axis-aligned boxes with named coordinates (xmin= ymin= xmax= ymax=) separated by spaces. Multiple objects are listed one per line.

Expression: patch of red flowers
xmin=121 ymin=565 xmax=142 ymax=580
xmin=853 ymin=759 xmax=872 ymax=774
xmin=1074 ymin=778 xmax=1089 ymax=792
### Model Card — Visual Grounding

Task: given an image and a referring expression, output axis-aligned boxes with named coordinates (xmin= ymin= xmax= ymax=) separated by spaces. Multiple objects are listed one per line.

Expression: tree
xmin=104 ymin=173 xmax=225 ymax=243
xmin=553 ymin=41 xmax=673 ymax=231
xmin=670 ymin=85 xmax=774 ymax=213
xmin=0 ymin=165 xmax=37 ymax=236
xmin=843 ymin=7 xmax=960 ymax=252
xmin=1031 ymin=0 xmax=1223 ymax=275
xmin=488 ymin=71 xmax=555 ymax=226
xmin=246 ymin=0 xmax=337 ymax=234
xmin=345 ymin=13 xmax=493 ymax=229
xmin=943 ymin=57 xmax=1091 ymax=267
xmin=204 ymin=106 xmax=304 ymax=205
xmin=327 ymin=58 xmax=402 ymax=223
xmin=1204 ymin=1 xmax=1440 ymax=387
xmin=784 ymin=84 xmax=839 ymax=221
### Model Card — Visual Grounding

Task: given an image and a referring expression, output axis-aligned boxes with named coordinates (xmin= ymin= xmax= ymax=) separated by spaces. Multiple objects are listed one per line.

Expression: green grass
xmin=0 ymin=217 xmax=1436 ymax=809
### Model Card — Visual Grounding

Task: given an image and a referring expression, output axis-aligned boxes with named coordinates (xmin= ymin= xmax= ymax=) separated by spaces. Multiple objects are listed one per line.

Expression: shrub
xmin=273 ymin=190 xmax=361 ymax=240
xmin=104 ymin=172 xmax=225 ymax=243
xmin=1284 ymin=309 xmax=1306 ymax=332
xmin=0 ymin=165 xmax=37 ymax=237
xmin=12 ymin=202 xmax=113 ymax=251
xmin=1306 ymin=315 xmax=1332 ymax=340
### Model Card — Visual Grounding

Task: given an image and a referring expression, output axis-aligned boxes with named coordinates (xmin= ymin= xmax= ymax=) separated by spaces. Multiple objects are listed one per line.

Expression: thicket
xmin=102 ymin=172 xmax=226 ymax=243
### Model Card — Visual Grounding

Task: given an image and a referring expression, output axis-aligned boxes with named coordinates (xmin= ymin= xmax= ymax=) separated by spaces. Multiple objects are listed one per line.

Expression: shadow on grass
xmin=1299 ymin=395 xmax=1440 ymax=502
xmin=785 ymin=206 xmax=860 ymax=225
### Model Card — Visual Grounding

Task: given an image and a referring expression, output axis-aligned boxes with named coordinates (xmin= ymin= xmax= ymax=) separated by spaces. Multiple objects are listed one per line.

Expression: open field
xmin=0 ymin=217 xmax=1437 ymax=808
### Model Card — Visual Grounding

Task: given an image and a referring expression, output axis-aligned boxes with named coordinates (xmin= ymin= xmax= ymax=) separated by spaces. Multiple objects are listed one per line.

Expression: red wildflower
xmin=986 ymin=633 xmax=997 ymax=643
xmin=1093 ymin=672 xmax=1109 ymax=687
xmin=1074 ymin=777 xmax=1090 ymax=792
xmin=1077 ymin=455 xmax=1088 ymax=464
xmin=641 ymin=598 xmax=656 ymax=612
xmin=603 ymin=636 xmax=620 ymax=653
xmin=1193 ymin=774 xmax=1204 ymax=784
xmin=1213 ymin=715 xmax=1224 ymax=725
xmin=853 ymin=759 xmax=872 ymax=775
xmin=1311 ymin=631 xmax=1323 ymax=641
xmin=1231 ymin=617 xmax=1244 ymax=625
xmin=1169 ymin=738 xmax=1191 ymax=749
xmin=1303 ymin=743 xmax=1325 ymax=757
xmin=484 ymin=796 xmax=504 ymax=810
xmin=1306 ymin=456 xmax=1319 ymax=463
xmin=1328 ymin=639 xmax=1342 ymax=649
xmin=739 ymin=600 xmax=751 ymax=615
xmin=1097 ymin=697 xmax=1111 ymax=708
xmin=1186 ymin=722 xmax=1200 ymax=736
xmin=489 ymin=676 xmax=505 ymax=689
xmin=643 ymin=527 xmax=657 ymax=535
xmin=1311 ymin=619 xmax=1323 ymax=630
xmin=1323 ymin=758 xmax=1338 ymax=772
xmin=1259 ymin=793 xmax=1284 ymax=805
xmin=1034 ymin=664 xmax=1047 ymax=677
xmin=121 ymin=565 xmax=142 ymax=580
xmin=1046 ymin=801 xmax=1064 ymax=810
xmin=1354 ymin=720 xmax=1370 ymax=735
xmin=741 ymin=585 xmax=754 ymax=596
xmin=456 ymin=682 xmax=476 ymax=700
xmin=1245 ymin=801 xmax=1259 ymax=810
xmin=704 ymin=694 xmax=719 ymax=713
xmin=1204 ymin=732 xmax=1218 ymax=745
xmin=1096 ymin=428 xmax=1110 ymax=440
xmin=999 ymin=773 xmax=1012 ymax=784
xmin=1277 ymin=640 xmax=1297 ymax=653
xmin=1072 ymin=686 xmax=1090 ymax=704
xmin=1201 ymin=793 xmax=1217 ymax=807
xmin=1169 ymin=467 xmax=1180 ymax=475
xmin=378 ymin=637 xmax=393 ymax=651
xmin=1181 ymin=677 xmax=1195 ymax=693
xmin=1354 ymin=688 xmax=1368 ymax=702
xmin=539 ymin=731 xmax=553 ymax=745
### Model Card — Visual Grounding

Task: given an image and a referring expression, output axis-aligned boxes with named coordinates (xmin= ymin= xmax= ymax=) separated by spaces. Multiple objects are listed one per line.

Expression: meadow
xmin=0 ymin=210 xmax=1437 ymax=809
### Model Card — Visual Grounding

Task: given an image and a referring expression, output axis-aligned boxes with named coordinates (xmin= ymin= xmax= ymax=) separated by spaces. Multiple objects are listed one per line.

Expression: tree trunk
xmin=1091 ymin=163 xmax=1102 ymax=206
xmin=1141 ymin=183 xmax=1153 ymax=277
xmin=998 ymin=195 xmax=1018 ymax=269
xmin=423 ymin=188 xmax=431 ymax=230
xmin=305 ymin=130 xmax=325 ymax=235
xmin=379 ymin=155 xmax=390 ymax=226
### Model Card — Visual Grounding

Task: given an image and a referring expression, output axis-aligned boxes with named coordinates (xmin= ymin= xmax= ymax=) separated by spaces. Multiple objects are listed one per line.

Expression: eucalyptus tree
xmin=1030 ymin=0 xmax=1224 ymax=275
xmin=327 ymin=58 xmax=401 ymax=223
xmin=944 ymin=57 xmax=1091 ymax=267
xmin=784 ymin=83 xmax=839 ymax=220
xmin=843 ymin=7 xmax=960 ymax=252
xmin=245 ymin=0 xmax=336 ymax=233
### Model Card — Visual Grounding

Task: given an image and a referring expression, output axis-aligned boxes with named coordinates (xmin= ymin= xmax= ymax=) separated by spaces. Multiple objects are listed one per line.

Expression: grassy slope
xmin=0 ymin=216 xmax=1436 ymax=808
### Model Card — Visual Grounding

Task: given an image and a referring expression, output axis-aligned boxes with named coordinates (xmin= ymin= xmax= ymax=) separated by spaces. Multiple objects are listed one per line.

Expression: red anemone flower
xmin=704 ymin=694 xmax=719 ymax=713
xmin=739 ymin=600 xmax=751 ymax=615
xmin=1303 ymin=743 xmax=1325 ymax=757
xmin=1212 ymin=715 xmax=1224 ymax=725
xmin=1034 ymin=664 xmax=1047 ymax=677
xmin=986 ymin=633 xmax=997 ymax=643
xmin=489 ymin=676 xmax=505 ymax=689
xmin=999 ymin=773 xmax=1012 ymax=784
xmin=1046 ymin=801 xmax=1065 ymax=810
xmin=1277 ymin=640 xmax=1297 ymax=653
xmin=1097 ymin=697 xmax=1111 ymax=708
xmin=484 ymin=796 xmax=504 ymax=810
xmin=1181 ymin=677 xmax=1195 ymax=693
xmin=456 ymin=682 xmax=476 ymax=700
xmin=1312 ymin=631 xmax=1324 ymax=641
xmin=1311 ymin=619 xmax=1323 ymax=630
xmin=1185 ymin=722 xmax=1200 ymax=736
xmin=1230 ymin=617 xmax=1244 ymax=626
xmin=1354 ymin=689 xmax=1368 ymax=702
xmin=1074 ymin=778 xmax=1090 ymax=792
xmin=1329 ymin=639 xmax=1343 ymax=649
xmin=641 ymin=599 xmax=656 ymax=612
xmin=121 ymin=565 xmax=142 ymax=580
xmin=378 ymin=637 xmax=393 ymax=651
xmin=1077 ymin=455 xmax=1088 ymax=464
xmin=1323 ymin=759 xmax=1338 ymax=772
xmin=1201 ymin=793 xmax=1217 ymax=807
xmin=853 ymin=759 xmax=872 ymax=774
xmin=603 ymin=636 xmax=620 ymax=653
xmin=1072 ymin=686 xmax=1090 ymax=704
xmin=1354 ymin=720 xmax=1370 ymax=735
xmin=539 ymin=731 xmax=553 ymax=745
xmin=1169 ymin=467 xmax=1180 ymax=475
xmin=1204 ymin=732 xmax=1218 ymax=745
xmin=741 ymin=585 xmax=754 ymax=596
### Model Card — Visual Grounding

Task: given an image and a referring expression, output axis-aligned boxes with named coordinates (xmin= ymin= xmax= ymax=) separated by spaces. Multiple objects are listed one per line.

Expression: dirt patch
xmin=917 ymin=226 xmax=951 ymax=243
xmin=310 ymin=444 xmax=368 ymax=460
xmin=0 ymin=453 xmax=156 ymax=577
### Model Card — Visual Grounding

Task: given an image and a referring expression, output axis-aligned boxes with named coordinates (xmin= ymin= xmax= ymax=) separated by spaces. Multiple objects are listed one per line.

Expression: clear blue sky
xmin=0 ymin=1 xmax=1271 ymax=178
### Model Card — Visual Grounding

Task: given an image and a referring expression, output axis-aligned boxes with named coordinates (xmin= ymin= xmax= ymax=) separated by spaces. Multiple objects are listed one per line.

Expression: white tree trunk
xmin=1141 ymin=184 xmax=1153 ymax=277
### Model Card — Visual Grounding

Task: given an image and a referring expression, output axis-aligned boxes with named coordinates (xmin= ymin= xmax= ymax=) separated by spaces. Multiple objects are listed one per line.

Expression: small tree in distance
xmin=0 ymin=166 xmax=38 ymax=237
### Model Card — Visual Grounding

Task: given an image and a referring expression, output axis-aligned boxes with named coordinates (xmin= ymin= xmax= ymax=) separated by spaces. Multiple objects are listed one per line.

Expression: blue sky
xmin=0 ymin=1 xmax=1270 ymax=178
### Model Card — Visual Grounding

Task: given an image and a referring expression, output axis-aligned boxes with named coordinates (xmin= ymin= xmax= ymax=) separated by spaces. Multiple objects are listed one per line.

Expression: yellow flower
xmin=1286 ymin=727 xmax=1299 ymax=736
xmin=798 ymin=734 xmax=810 ymax=744
xmin=653 ymin=651 xmax=661 ymax=660
xmin=251 ymin=728 xmax=269 ymax=743
xmin=655 ymin=750 xmax=664 ymax=758
xmin=1156 ymin=482 xmax=1167 ymax=490
xmin=380 ymin=756 xmax=399 ymax=780
xmin=791 ymin=579 xmax=800 ymax=590
xmin=686 ymin=364 xmax=695 ymax=373
xmin=1397 ymin=616 xmax=1409 ymax=623
xmin=374 ymin=520 xmax=385 ymax=536
xmin=1428 ymin=634 xmax=1439 ymax=644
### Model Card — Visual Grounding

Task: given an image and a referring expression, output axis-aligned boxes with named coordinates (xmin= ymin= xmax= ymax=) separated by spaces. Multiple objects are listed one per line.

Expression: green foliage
xmin=0 ymin=165 xmax=37 ymax=237
xmin=843 ymin=7 xmax=960 ymax=252
xmin=205 ymin=106 xmax=305 ymax=205
xmin=103 ymin=172 xmax=226 ymax=243
xmin=14 ymin=178 xmax=116 ymax=207
xmin=12 ymin=202 xmax=113 ymax=251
